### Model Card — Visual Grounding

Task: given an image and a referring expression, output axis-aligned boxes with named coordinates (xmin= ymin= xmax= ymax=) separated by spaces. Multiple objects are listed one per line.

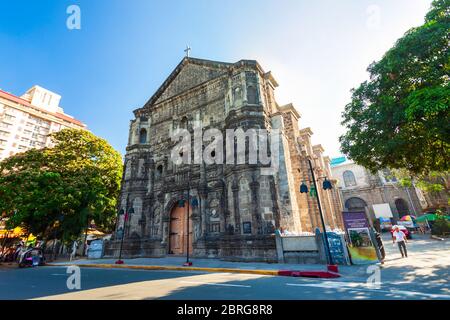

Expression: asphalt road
xmin=1 ymin=234 xmax=448 ymax=300
xmin=1 ymin=265 xmax=449 ymax=300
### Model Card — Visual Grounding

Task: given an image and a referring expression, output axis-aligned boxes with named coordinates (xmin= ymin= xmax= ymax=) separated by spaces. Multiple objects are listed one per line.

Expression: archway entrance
xmin=169 ymin=203 xmax=193 ymax=255
xmin=345 ymin=197 xmax=367 ymax=212
xmin=395 ymin=198 xmax=409 ymax=218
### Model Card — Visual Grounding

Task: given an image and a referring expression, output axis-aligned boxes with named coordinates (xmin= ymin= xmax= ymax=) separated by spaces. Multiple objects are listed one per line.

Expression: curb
xmin=45 ymin=263 xmax=341 ymax=278
xmin=45 ymin=263 xmax=280 ymax=276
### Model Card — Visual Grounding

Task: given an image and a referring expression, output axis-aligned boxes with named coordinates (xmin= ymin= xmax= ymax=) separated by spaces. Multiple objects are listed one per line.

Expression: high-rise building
xmin=0 ymin=85 xmax=87 ymax=160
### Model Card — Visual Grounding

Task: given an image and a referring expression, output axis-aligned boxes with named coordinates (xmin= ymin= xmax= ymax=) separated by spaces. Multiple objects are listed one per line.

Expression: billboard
xmin=373 ymin=203 xmax=393 ymax=218
xmin=342 ymin=211 xmax=379 ymax=265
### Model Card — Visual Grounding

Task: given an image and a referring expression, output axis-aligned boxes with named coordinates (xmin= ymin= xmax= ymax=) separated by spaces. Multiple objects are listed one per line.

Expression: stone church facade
xmin=104 ymin=57 xmax=344 ymax=262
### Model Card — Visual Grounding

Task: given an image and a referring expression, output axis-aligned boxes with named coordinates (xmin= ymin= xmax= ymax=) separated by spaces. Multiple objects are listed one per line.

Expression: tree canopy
xmin=0 ymin=129 xmax=123 ymax=242
xmin=340 ymin=0 xmax=450 ymax=175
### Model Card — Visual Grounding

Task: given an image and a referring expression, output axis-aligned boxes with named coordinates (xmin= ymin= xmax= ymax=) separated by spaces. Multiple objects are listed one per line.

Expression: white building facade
xmin=0 ymin=85 xmax=87 ymax=160
xmin=330 ymin=157 xmax=427 ymax=222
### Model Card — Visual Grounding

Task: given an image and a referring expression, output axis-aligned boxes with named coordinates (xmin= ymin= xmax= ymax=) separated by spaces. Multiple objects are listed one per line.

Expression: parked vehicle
xmin=18 ymin=247 xmax=45 ymax=268
xmin=390 ymin=225 xmax=412 ymax=239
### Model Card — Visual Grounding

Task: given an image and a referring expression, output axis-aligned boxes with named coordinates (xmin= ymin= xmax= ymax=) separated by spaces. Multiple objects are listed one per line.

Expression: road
xmin=0 ymin=234 xmax=448 ymax=300
xmin=0 ymin=266 xmax=449 ymax=300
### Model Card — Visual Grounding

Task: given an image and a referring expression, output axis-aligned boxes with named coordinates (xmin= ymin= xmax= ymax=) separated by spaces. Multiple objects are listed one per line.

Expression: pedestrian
xmin=372 ymin=221 xmax=385 ymax=263
xmin=392 ymin=226 xmax=408 ymax=258
xmin=374 ymin=229 xmax=386 ymax=263
xmin=14 ymin=241 xmax=23 ymax=262
xmin=70 ymin=240 xmax=78 ymax=261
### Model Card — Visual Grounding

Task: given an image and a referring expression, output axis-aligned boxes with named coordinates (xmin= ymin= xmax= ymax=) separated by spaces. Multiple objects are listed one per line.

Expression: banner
xmin=342 ymin=211 xmax=379 ymax=265
xmin=372 ymin=203 xmax=393 ymax=218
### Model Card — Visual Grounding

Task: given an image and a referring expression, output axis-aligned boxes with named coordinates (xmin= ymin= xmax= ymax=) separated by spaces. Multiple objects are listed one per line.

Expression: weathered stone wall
xmin=105 ymin=57 xmax=344 ymax=262
xmin=332 ymin=162 xmax=426 ymax=221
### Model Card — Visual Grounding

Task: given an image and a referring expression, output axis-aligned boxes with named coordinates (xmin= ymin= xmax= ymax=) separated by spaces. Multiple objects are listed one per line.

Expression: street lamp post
xmin=185 ymin=176 xmax=192 ymax=266
xmin=115 ymin=195 xmax=134 ymax=264
xmin=180 ymin=172 xmax=198 ymax=266
xmin=301 ymin=158 xmax=335 ymax=267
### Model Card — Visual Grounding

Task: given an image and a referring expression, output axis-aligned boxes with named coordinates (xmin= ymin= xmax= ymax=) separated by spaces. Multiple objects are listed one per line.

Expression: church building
xmin=105 ymin=57 xmax=344 ymax=261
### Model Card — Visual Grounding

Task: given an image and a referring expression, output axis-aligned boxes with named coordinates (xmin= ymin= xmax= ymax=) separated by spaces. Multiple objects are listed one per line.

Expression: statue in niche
xmin=210 ymin=209 xmax=219 ymax=218
xmin=124 ymin=161 xmax=131 ymax=180
xmin=209 ymin=199 xmax=220 ymax=219
xmin=225 ymin=224 xmax=234 ymax=235
xmin=233 ymin=87 xmax=241 ymax=102
xmin=161 ymin=223 xmax=168 ymax=244
xmin=194 ymin=222 xmax=201 ymax=240
xmin=152 ymin=210 xmax=161 ymax=237
xmin=138 ymin=159 xmax=146 ymax=178
xmin=153 ymin=208 xmax=161 ymax=225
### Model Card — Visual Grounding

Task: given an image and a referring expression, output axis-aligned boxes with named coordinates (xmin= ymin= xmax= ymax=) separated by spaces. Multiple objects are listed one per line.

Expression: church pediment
xmin=146 ymin=57 xmax=231 ymax=107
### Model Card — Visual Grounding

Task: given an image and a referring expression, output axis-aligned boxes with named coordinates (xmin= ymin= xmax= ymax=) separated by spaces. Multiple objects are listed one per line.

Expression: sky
xmin=0 ymin=0 xmax=433 ymax=158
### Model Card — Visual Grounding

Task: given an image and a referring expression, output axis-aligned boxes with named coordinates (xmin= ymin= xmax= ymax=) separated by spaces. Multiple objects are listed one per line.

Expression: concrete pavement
xmin=47 ymin=233 xmax=450 ymax=282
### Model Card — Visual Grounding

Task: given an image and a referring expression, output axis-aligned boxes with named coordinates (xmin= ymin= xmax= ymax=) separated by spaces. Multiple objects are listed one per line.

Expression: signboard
xmin=116 ymin=227 xmax=124 ymax=240
xmin=373 ymin=203 xmax=393 ymax=218
xmin=87 ymin=239 xmax=104 ymax=259
xmin=326 ymin=232 xmax=350 ymax=265
xmin=343 ymin=211 xmax=369 ymax=229
xmin=342 ymin=212 xmax=379 ymax=265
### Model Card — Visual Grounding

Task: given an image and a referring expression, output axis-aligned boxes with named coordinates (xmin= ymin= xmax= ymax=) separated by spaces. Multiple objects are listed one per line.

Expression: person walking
xmin=374 ymin=229 xmax=386 ymax=263
xmin=70 ymin=240 xmax=78 ymax=261
xmin=392 ymin=226 xmax=408 ymax=258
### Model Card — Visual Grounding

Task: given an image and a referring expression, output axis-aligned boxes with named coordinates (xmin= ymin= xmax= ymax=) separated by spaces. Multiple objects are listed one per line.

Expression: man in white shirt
xmin=392 ymin=226 xmax=408 ymax=258
xmin=70 ymin=240 xmax=78 ymax=261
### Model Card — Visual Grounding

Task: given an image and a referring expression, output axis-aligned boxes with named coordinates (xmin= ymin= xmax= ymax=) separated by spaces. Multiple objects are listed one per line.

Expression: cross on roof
xmin=184 ymin=45 xmax=191 ymax=58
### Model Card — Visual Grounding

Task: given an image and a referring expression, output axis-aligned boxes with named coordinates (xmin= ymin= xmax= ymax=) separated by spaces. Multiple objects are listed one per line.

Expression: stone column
xmin=199 ymin=184 xmax=208 ymax=237
xmin=232 ymin=180 xmax=240 ymax=234
xmin=161 ymin=216 xmax=170 ymax=245
xmin=249 ymin=179 xmax=262 ymax=234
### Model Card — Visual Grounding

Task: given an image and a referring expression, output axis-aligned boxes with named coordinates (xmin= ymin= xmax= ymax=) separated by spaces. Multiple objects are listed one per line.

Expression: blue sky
xmin=0 ymin=0 xmax=432 ymax=158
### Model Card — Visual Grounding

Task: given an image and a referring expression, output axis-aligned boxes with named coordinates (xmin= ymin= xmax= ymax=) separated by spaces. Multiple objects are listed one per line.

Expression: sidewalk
xmin=47 ymin=233 xmax=449 ymax=282
xmin=47 ymin=256 xmax=370 ymax=279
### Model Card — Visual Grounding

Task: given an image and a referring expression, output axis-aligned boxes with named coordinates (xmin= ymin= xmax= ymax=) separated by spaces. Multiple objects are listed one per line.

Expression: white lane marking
xmin=180 ymin=280 xmax=251 ymax=288
xmin=286 ymin=282 xmax=450 ymax=299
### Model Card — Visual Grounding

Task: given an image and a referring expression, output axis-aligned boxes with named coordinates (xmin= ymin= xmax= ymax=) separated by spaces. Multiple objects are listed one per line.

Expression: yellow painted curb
xmin=46 ymin=263 xmax=279 ymax=276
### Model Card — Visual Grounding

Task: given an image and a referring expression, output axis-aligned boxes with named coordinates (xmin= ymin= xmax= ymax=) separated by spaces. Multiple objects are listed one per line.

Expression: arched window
xmin=139 ymin=128 xmax=147 ymax=144
xmin=156 ymin=164 xmax=163 ymax=178
xmin=343 ymin=170 xmax=357 ymax=187
xmin=247 ymin=86 xmax=257 ymax=104
xmin=233 ymin=87 xmax=241 ymax=102
xmin=180 ymin=116 xmax=188 ymax=130
xmin=345 ymin=197 xmax=367 ymax=212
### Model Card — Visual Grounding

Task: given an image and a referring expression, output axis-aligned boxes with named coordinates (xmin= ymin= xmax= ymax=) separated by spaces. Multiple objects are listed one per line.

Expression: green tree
xmin=390 ymin=168 xmax=449 ymax=205
xmin=0 ymin=129 xmax=123 ymax=242
xmin=340 ymin=0 xmax=450 ymax=175
xmin=431 ymin=210 xmax=450 ymax=236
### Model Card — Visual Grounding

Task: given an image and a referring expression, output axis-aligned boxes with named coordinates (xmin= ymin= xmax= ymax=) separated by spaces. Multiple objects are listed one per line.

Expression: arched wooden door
xmin=169 ymin=204 xmax=193 ymax=255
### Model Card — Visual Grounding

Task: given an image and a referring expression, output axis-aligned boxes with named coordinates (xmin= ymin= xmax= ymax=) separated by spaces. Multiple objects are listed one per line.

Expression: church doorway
xmin=168 ymin=203 xmax=193 ymax=255
xmin=395 ymin=198 xmax=409 ymax=218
